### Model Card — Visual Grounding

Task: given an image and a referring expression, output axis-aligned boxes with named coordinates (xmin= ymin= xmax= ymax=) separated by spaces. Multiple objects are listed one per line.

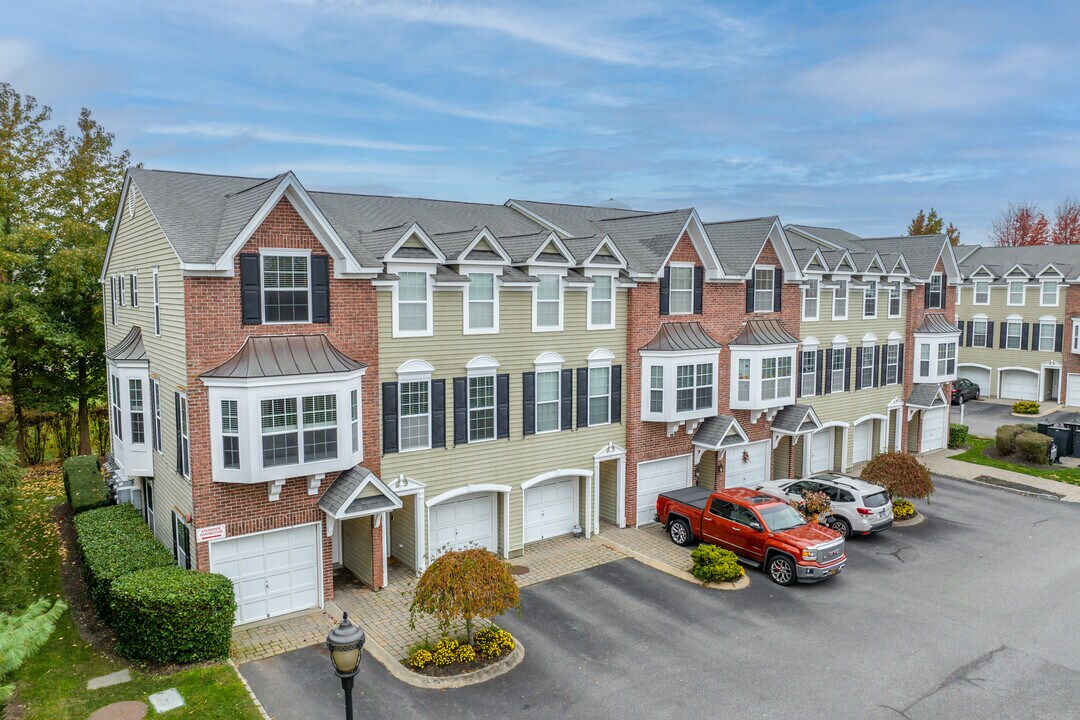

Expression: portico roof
xmin=907 ymin=383 xmax=948 ymax=409
xmin=915 ymin=313 xmax=960 ymax=334
xmin=771 ymin=404 xmax=823 ymax=434
xmin=202 ymin=334 xmax=367 ymax=379
xmin=319 ymin=465 xmax=402 ymax=520
xmin=105 ymin=326 xmax=148 ymax=363
xmin=691 ymin=414 xmax=749 ymax=450
xmin=729 ymin=318 xmax=800 ymax=346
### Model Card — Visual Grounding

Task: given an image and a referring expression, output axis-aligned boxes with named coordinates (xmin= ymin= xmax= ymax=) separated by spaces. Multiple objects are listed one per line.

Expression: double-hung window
xmin=1005 ymin=320 xmax=1022 ymax=349
xmin=761 ymin=357 xmax=791 ymax=400
xmin=152 ymin=380 xmax=162 ymax=453
xmin=261 ymin=398 xmax=299 ymax=466
xmin=1039 ymin=322 xmax=1056 ymax=351
xmin=919 ymin=344 xmax=931 ymax=377
xmin=936 ymin=342 xmax=956 ymax=376
xmin=130 ymin=273 xmax=139 ymax=307
xmin=588 ymin=366 xmax=611 ymax=425
xmin=118 ymin=275 xmax=126 ymax=306
xmin=737 ymin=358 xmax=751 ymax=403
xmin=972 ymin=319 xmax=988 ymax=348
xmin=534 ymin=274 xmax=562 ymax=329
xmin=974 ymin=280 xmax=990 ymax=305
xmin=863 ymin=281 xmax=877 ymax=318
xmin=260 ymin=394 xmax=339 ymax=466
xmin=535 ymin=370 xmax=560 ymax=432
xmin=886 ymin=345 xmax=899 ymax=384
xmin=677 ymin=363 xmax=713 ymax=411
xmin=589 ymin=274 xmax=614 ymax=328
xmin=399 ymin=381 xmax=430 ymax=450
xmin=833 ymin=280 xmax=848 ymax=320
xmin=221 ymin=399 xmax=240 ymax=469
xmin=860 ymin=346 xmax=874 ymax=388
xmin=888 ymin=284 xmax=901 ymax=317
xmin=802 ymin=279 xmax=819 ymax=320
xmin=1041 ymin=281 xmax=1059 ymax=306
xmin=110 ymin=277 xmax=118 ymax=324
xmin=800 ymin=351 xmax=816 ymax=397
xmin=152 ymin=268 xmax=161 ymax=336
xmin=110 ymin=375 xmax=123 ymax=441
xmin=178 ymin=394 xmax=191 ymax=478
xmin=1072 ymin=321 xmax=1080 ymax=353
xmin=397 ymin=271 xmax=430 ymax=334
xmin=468 ymin=375 xmax=496 ymax=441
xmin=350 ymin=389 xmax=360 ymax=454
xmin=302 ymin=395 xmax=337 ymax=461
xmin=128 ymin=379 xmax=145 ymax=444
xmin=754 ymin=267 xmax=774 ymax=312
xmin=927 ymin=273 xmax=944 ymax=309
xmin=650 ymin=366 xmax=664 ymax=413
xmin=669 ymin=266 xmax=694 ymax=314
xmin=1008 ymin=281 xmax=1025 ymax=306
xmin=263 ymin=254 xmax=310 ymax=322
xmin=831 ymin=349 xmax=846 ymax=393
xmin=466 ymin=272 xmax=496 ymax=332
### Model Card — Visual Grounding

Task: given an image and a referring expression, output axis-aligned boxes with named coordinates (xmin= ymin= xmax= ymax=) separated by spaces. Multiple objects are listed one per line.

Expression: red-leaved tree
xmin=990 ymin=202 xmax=1049 ymax=246
xmin=1051 ymin=198 xmax=1080 ymax=245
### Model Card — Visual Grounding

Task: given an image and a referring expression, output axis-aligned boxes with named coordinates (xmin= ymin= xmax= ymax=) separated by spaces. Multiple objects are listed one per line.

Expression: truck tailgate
xmin=657 ymin=485 xmax=711 ymax=511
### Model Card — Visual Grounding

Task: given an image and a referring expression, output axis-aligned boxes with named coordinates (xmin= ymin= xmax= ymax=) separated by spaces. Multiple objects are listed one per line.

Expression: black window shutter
xmin=824 ymin=350 xmax=833 ymax=395
xmin=897 ymin=344 xmax=905 ymax=385
xmin=843 ymin=348 xmax=852 ymax=392
xmin=986 ymin=321 xmax=994 ymax=348
xmin=577 ymin=367 xmax=589 ymax=428
xmin=453 ymin=377 xmax=468 ymax=446
xmin=240 ymin=253 xmax=262 ymax=325
xmin=880 ymin=345 xmax=888 ymax=386
xmin=999 ymin=322 xmax=1007 ymax=349
xmin=873 ymin=345 xmax=881 ymax=387
xmin=381 ymin=383 xmax=398 ymax=454
xmin=150 ymin=384 xmax=158 ymax=450
xmin=1032 ymin=323 xmax=1042 ymax=352
xmin=560 ymin=369 xmax=573 ymax=430
xmin=659 ymin=267 xmax=671 ymax=315
xmin=431 ymin=379 xmax=446 ymax=448
xmin=816 ymin=349 xmax=824 ymax=395
xmin=774 ymin=268 xmax=783 ymax=311
xmin=796 ymin=354 xmax=803 ymax=397
xmin=174 ymin=392 xmax=183 ymax=474
xmin=171 ymin=514 xmax=178 ymax=564
xmin=1021 ymin=323 xmax=1030 ymax=351
xmin=923 ymin=282 xmax=930 ymax=307
xmin=1055 ymin=324 xmax=1064 ymax=352
xmin=745 ymin=276 xmax=755 ymax=313
xmin=855 ymin=348 xmax=864 ymax=390
xmin=957 ymin=320 xmax=965 ymax=347
xmin=611 ymin=365 xmax=622 ymax=423
xmin=966 ymin=321 xmax=975 ymax=347
xmin=522 ymin=372 xmax=536 ymax=436
xmin=693 ymin=266 xmax=704 ymax=314
xmin=311 ymin=255 xmax=330 ymax=323
xmin=109 ymin=279 xmax=116 ymax=323
xmin=496 ymin=374 xmax=510 ymax=439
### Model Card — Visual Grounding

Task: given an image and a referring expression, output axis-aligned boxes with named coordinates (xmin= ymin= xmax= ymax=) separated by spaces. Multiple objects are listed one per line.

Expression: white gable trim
xmin=655 ymin=210 xmax=724 ymax=280
xmin=891 ymin=255 xmax=911 ymax=276
xmin=968 ymin=264 xmax=996 ymax=279
xmin=803 ymin=248 xmax=829 ymax=273
xmin=386 ymin=222 xmax=448 ymax=263
xmin=1036 ymin=263 xmax=1065 ymax=278
xmin=504 ymin=200 xmax=573 ymax=238
xmin=526 ymin=232 xmax=575 ymax=265
xmin=326 ymin=472 xmax=404 ymax=521
xmin=1004 ymin=263 xmax=1031 ymax=278
xmin=459 ymin=227 xmax=512 ymax=264
xmin=584 ymin=234 xmax=629 ymax=269
xmin=833 ymin=251 xmax=857 ymax=273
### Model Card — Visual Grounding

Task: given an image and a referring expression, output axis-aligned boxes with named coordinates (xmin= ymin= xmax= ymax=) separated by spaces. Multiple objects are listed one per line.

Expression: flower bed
xmin=405 ymin=628 xmax=516 ymax=677
xmin=892 ymin=499 xmax=917 ymax=521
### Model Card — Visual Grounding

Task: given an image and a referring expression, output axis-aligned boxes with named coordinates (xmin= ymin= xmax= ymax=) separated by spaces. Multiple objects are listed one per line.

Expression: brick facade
xmin=1064 ymin=284 xmax=1080 ymax=403
xmin=623 ymin=233 xmax=801 ymax=526
xmin=184 ymin=198 xmax=383 ymax=599
xmin=902 ymin=255 xmax=956 ymax=452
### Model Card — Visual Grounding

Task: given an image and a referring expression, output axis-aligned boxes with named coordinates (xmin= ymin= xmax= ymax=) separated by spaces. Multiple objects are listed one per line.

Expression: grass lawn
xmin=949 ymin=436 xmax=1080 ymax=488
xmin=6 ymin=466 xmax=263 ymax=719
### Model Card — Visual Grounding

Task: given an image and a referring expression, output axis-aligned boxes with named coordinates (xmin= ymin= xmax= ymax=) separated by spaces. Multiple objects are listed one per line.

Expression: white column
xmin=616 ymin=455 xmax=627 ymax=529
xmin=415 ymin=489 xmax=426 ymax=574
xmin=380 ymin=512 xmax=389 ymax=588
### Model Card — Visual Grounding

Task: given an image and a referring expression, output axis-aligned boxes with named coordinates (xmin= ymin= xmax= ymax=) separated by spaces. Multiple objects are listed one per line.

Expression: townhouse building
xmin=953 ymin=245 xmax=1080 ymax=407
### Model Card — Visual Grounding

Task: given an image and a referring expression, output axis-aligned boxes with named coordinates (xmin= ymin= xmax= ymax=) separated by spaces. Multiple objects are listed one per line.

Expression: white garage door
xmin=810 ymin=429 xmax=834 ymax=474
xmin=210 ymin=524 xmax=320 ymax=626
xmin=852 ymin=422 xmax=872 ymax=464
xmin=958 ymin=366 xmax=990 ymax=398
xmin=726 ymin=440 xmax=770 ymax=488
xmin=1000 ymin=370 xmax=1038 ymax=401
xmin=636 ymin=455 xmax=691 ymax=527
xmin=524 ymin=476 xmax=577 ymax=544
xmin=921 ymin=407 xmax=946 ymax=452
xmin=1068 ymin=374 xmax=1080 ymax=408
xmin=429 ymin=493 xmax=496 ymax=559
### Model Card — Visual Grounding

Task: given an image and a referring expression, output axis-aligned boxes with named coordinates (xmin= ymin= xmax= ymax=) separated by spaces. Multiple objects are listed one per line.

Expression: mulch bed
xmin=978 ymin=444 xmax=1056 ymax=472
xmin=893 ymin=512 xmax=920 ymax=522
xmin=403 ymin=650 xmax=507 ymax=678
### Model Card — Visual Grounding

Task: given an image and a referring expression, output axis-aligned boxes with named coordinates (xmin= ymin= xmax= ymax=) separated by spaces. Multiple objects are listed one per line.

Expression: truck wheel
xmin=767 ymin=554 xmax=796 ymax=586
xmin=827 ymin=516 xmax=851 ymax=539
xmin=668 ymin=518 xmax=692 ymax=546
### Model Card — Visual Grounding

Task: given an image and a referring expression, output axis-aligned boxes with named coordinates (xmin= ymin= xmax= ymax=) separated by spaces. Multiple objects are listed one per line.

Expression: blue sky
xmin=5 ymin=1 xmax=1078 ymax=242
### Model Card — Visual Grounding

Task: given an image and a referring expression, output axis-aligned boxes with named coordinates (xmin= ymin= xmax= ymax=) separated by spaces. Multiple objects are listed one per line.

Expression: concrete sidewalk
xmin=921 ymin=449 xmax=1080 ymax=503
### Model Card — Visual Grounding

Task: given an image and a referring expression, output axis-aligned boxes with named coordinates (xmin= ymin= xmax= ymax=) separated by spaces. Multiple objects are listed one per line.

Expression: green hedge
xmin=690 ymin=544 xmax=744 ymax=583
xmin=1012 ymin=400 xmax=1040 ymax=415
xmin=111 ymin=566 xmax=236 ymax=663
xmin=995 ymin=424 xmax=1024 ymax=456
xmin=948 ymin=423 xmax=969 ymax=449
xmin=62 ymin=455 xmax=109 ymax=514
xmin=1015 ymin=431 xmax=1051 ymax=464
xmin=73 ymin=504 xmax=175 ymax=620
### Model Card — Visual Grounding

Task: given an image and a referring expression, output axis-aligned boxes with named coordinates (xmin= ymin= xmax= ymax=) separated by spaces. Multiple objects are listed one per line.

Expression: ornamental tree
xmin=409 ymin=547 xmax=520 ymax=643
xmin=990 ymin=202 xmax=1049 ymax=247
xmin=860 ymin=451 xmax=935 ymax=501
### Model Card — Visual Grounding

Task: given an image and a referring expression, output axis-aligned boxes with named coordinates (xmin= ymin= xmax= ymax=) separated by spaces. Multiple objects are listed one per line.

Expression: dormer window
xmin=396 ymin=271 xmax=430 ymax=335
xmin=1040 ymin=280 xmax=1059 ymax=306
xmin=263 ymin=253 xmax=310 ymax=323
xmin=533 ymin=274 xmax=563 ymax=331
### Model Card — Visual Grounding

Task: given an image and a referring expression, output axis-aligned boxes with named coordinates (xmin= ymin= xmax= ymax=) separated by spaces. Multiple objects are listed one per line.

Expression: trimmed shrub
xmin=455 ymin=644 xmax=477 ymax=663
xmin=62 ymin=455 xmax=109 ymax=514
xmin=409 ymin=648 xmax=433 ymax=669
xmin=690 ymin=544 xmax=744 ymax=583
xmin=474 ymin=627 xmax=515 ymax=659
xmin=1012 ymin=400 xmax=1040 ymax=415
xmin=73 ymin=504 xmax=174 ymax=619
xmin=892 ymin=499 xmax=916 ymax=519
xmin=1014 ymin=431 xmax=1052 ymax=464
xmin=995 ymin=424 xmax=1025 ymax=456
xmin=948 ymin=424 xmax=969 ymax=449
xmin=860 ymin=452 xmax=935 ymax=500
xmin=110 ymin=566 xmax=236 ymax=663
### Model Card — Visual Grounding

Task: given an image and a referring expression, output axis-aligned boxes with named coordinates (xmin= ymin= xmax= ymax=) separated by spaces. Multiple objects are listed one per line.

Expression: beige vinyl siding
xmin=379 ymin=283 xmax=627 ymax=558
xmin=102 ymin=183 xmax=192 ymax=546
xmin=342 ymin=516 xmax=374 ymax=586
xmin=698 ymin=450 xmax=717 ymax=490
xmin=956 ymin=280 xmax=1067 ymax=397
xmin=772 ymin=437 xmax=790 ymax=480
xmin=598 ymin=460 xmax=618 ymax=523
xmin=390 ymin=495 xmax=417 ymax=569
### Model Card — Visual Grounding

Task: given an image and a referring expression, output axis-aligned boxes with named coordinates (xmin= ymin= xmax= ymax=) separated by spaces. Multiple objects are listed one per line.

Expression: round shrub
xmin=474 ymin=627 xmax=515 ymax=658
xmin=996 ymin=424 xmax=1024 ymax=456
xmin=860 ymin=452 xmax=935 ymax=501
xmin=455 ymin=644 xmax=477 ymax=663
xmin=1014 ymin=431 xmax=1051 ymax=464
xmin=892 ymin=499 xmax=915 ymax=519
xmin=432 ymin=645 xmax=456 ymax=666
xmin=409 ymin=648 xmax=433 ymax=669
xmin=690 ymin=543 xmax=744 ymax=583
xmin=110 ymin=566 xmax=236 ymax=663
xmin=1012 ymin=400 xmax=1040 ymax=415
xmin=948 ymin=423 xmax=969 ymax=449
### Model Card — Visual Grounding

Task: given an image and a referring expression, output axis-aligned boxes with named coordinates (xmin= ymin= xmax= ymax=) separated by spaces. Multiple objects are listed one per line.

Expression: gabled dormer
xmin=803 ymin=248 xmax=829 ymax=274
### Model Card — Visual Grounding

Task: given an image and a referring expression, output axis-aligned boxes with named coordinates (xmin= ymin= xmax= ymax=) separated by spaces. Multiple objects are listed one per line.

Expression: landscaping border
xmin=592 ymin=535 xmax=750 ymax=591
xmin=892 ymin=512 xmax=926 ymax=527
xmin=365 ymin=634 xmax=524 ymax=689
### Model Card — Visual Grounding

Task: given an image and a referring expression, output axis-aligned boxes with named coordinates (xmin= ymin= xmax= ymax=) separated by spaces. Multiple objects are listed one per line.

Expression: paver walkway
xmin=232 ymin=607 xmax=340 ymax=664
xmin=594 ymin=520 xmax=694 ymax=574
xmin=920 ymin=449 xmax=1080 ymax=503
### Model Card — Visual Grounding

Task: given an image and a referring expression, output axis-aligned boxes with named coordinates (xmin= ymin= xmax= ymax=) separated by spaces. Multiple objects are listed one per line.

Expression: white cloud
xmin=142 ymin=122 xmax=442 ymax=152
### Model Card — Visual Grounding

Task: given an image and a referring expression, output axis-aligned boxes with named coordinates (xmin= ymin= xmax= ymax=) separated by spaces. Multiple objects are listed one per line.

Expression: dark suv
xmin=952 ymin=378 xmax=980 ymax=404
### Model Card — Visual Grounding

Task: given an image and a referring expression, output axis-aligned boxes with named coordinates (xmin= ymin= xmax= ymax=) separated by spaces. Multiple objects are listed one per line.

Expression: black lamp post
xmin=326 ymin=612 xmax=366 ymax=720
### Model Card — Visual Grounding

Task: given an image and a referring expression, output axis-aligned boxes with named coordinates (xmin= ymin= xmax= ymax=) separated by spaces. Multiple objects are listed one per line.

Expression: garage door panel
xmin=429 ymin=494 xmax=496 ymax=559
xmin=636 ymin=456 xmax=691 ymax=526
xmin=811 ymin=430 xmax=833 ymax=474
xmin=726 ymin=441 xmax=769 ymax=488
xmin=921 ymin=408 xmax=946 ymax=451
xmin=1000 ymin=370 xmax=1038 ymax=401
xmin=853 ymin=424 xmax=872 ymax=464
xmin=1067 ymin=374 xmax=1080 ymax=407
xmin=525 ymin=477 xmax=577 ymax=543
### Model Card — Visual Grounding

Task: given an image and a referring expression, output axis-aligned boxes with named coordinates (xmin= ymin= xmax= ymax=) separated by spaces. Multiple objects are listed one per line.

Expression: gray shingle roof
xmin=509 ymin=199 xmax=648 ymax=237
xmin=916 ymin=313 xmax=960 ymax=334
xmin=692 ymin=415 xmax=741 ymax=449
xmin=958 ymin=245 xmax=1080 ymax=280
xmin=640 ymin=322 xmax=724 ymax=352
xmin=702 ymin=217 xmax=776 ymax=276
xmin=907 ymin=383 xmax=946 ymax=408
xmin=729 ymin=318 xmax=800 ymax=346
xmin=857 ymin=235 xmax=946 ymax=280
xmin=319 ymin=465 xmax=395 ymax=517
xmin=201 ymin=334 xmax=367 ymax=379
xmin=105 ymin=326 xmax=148 ymax=362
xmin=594 ymin=209 xmax=695 ymax=275
xmin=786 ymin=224 xmax=864 ymax=251
xmin=771 ymin=404 xmax=822 ymax=434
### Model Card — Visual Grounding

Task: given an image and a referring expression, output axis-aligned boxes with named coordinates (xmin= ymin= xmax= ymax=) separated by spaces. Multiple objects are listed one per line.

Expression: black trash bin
xmin=1046 ymin=426 xmax=1073 ymax=457
xmin=1037 ymin=422 xmax=1050 ymax=435
xmin=1072 ymin=430 xmax=1080 ymax=458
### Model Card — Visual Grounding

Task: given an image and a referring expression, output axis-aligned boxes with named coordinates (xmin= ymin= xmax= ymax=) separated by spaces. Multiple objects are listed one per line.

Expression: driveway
xmin=241 ymin=479 xmax=1080 ymax=720
xmin=953 ymin=398 xmax=1078 ymax=438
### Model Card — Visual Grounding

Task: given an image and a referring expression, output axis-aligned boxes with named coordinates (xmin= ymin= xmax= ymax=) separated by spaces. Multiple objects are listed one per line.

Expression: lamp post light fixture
xmin=326 ymin=612 xmax=366 ymax=720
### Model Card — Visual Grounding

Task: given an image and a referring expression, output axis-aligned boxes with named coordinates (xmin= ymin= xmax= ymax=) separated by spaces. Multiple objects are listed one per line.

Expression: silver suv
xmin=752 ymin=473 xmax=894 ymax=539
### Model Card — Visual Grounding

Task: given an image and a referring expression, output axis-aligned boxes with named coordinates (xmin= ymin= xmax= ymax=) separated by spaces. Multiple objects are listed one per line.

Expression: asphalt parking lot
xmin=955 ymin=398 xmax=1078 ymax=438
xmin=242 ymin=478 xmax=1080 ymax=720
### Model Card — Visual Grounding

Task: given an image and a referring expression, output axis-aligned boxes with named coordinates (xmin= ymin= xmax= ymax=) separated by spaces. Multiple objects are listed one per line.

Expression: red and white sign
xmin=196 ymin=524 xmax=227 ymax=543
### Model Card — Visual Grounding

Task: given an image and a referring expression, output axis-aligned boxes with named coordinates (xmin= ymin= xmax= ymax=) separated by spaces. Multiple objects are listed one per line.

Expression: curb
xmin=892 ymin=512 xmax=926 ymax=527
xmin=364 ymin=633 xmax=525 ymax=690
xmin=935 ymin=473 xmax=1064 ymax=502
xmin=228 ymin=659 xmax=273 ymax=720
xmin=592 ymin=536 xmax=750 ymax=591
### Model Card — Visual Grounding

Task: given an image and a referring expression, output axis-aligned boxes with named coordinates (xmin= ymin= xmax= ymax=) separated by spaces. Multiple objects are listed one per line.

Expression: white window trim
xmin=971 ymin=315 xmax=989 ymax=349
xmin=260 ymin=248 xmax=313 ymax=325
xmin=151 ymin=379 xmax=162 ymax=454
xmin=467 ymin=373 xmax=498 ymax=443
xmin=1071 ymin=319 xmax=1080 ymax=353
xmin=1004 ymin=315 xmax=1023 ymax=350
xmin=586 ymin=272 xmax=617 ymax=330
xmin=729 ymin=346 xmax=798 ymax=410
xmin=668 ymin=262 xmax=696 ymax=316
xmin=532 ymin=273 xmax=564 ymax=332
xmin=392 ymin=269 xmax=434 ymax=338
xmin=887 ymin=284 xmax=902 ymax=318
xmin=1038 ymin=317 xmax=1057 ymax=352
xmin=800 ymin=349 xmax=817 ymax=398
xmin=588 ymin=366 xmax=612 ymax=427
xmin=859 ymin=344 xmax=875 ymax=388
xmin=118 ymin=274 xmax=126 ymax=306
xmin=639 ymin=351 xmax=719 ymax=423
xmin=1007 ymin=281 xmax=1026 ymax=306
xmin=220 ymin=397 xmax=241 ymax=470
xmin=885 ymin=342 xmax=900 ymax=385
xmin=130 ymin=272 xmax=139 ymax=307
xmin=179 ymin=392 xmax=191 ymax=479
xmin=914 ymin=337 xmax=959 ymax=383
xmin=151 ymin=267 xmax=161 ymax=336
xmin=109 ymin=276 xmax=118 ymax=325
xmin=1040 ymin=281 xmax=1059 ymax=307
xmin=753 ymin=265 xmax=775 ymax=313
xmin=928 ymin=273 xmax=944 ymax=309
xmin=534 ymin=368 xmax=562 ymax=435
xmin=830 ymin=345 xmax=847 ymax=394
xmin=973 ymin=280 xmax=990 ymax=306
xmin=862 ymin=280 xmax=877 ymax=320
xmin=832 ymin=280 xmax=848 ymax=321
xmin=802 ymin=279 xmax=819 ymax=322
xmin=463 ymin=271 xmax=499 ymax=335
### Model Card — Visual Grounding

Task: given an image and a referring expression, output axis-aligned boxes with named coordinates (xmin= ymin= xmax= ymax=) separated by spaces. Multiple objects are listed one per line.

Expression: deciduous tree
xmin=989 ymin=201 xmax=1049 ymax=247
xmin=409 ymin=547 xmax=520 ymax=643
xmin=907 ymin=208 xmax=960 ymax=245
xmin=860 ymin=452 xmax=935 ymax=500
xmin=1051 ymin=198 xmax=1080 ymax=245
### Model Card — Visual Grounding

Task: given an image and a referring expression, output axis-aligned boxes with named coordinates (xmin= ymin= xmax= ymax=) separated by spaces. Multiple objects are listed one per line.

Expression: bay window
xmin=640 ymin=352 xmax=719 ymax=423
xmin=669 ymin=266 xmax=694 ymax=314
xmin=129 ymin=379 xmax=145 ymax=444
xmin=802 ymin=279 xmax=819 ymax=320
xmin=677 ymin=364 xmax=713 ymax=411
xmin=589 ymin=274 xmax=615 ymax=329
xmin=534 ymin=274 xmax=563 ymax=330
xmin=262 ymin=253 xmax=310 ymax=323
xmin=936 ymin=343 xmax=955 ymax=376
xmin=730 ymin=348 xmax=797 ymax=411
xmin=466 ymin=272 xmax=497 ymax=333
xmin=915 ymin=336 xmax=958 ymax=382
xmin=919 ymin=344 xmax=931 ymax=378
xmin=107 ymin=357 xmax=153 ymax=477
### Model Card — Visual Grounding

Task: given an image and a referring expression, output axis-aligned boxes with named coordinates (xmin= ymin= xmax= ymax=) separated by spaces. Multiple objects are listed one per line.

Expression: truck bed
xmin=657 ymin=485 xmax=713 ymax=511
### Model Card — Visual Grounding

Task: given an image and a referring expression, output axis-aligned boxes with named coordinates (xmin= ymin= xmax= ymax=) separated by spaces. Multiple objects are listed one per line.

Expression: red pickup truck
xmin=655 ymin=486 xmax=846 ymax=585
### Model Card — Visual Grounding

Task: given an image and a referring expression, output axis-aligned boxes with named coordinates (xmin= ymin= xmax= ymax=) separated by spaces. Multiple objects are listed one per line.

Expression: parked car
xmin=951 ymin=378 xmax=980 ymax=404
xmin=753 ymin=473 xmax=893 ymax=539
xmin=655 ymin=486 xmax=845 ymax=586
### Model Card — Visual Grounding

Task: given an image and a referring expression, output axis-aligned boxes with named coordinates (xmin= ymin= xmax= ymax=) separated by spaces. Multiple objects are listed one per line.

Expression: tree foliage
xmin=0 ymin=598 xmax=67 ymax=704
xmin=0 ymin=448 xmax=25 ymax=608
xmin=409 ymin=548 xmax=521 ymax=643
xmin=1051 ymin=198 xmax=1080 ymax=245
xmin=989 ymin=201 xmax=1049 ymax=247
xmin=860 ymin=451 xmax=935 ymax=500
xmin=907 ymin=208 xmax=960 ymax=245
